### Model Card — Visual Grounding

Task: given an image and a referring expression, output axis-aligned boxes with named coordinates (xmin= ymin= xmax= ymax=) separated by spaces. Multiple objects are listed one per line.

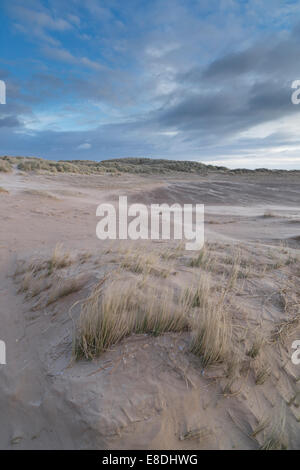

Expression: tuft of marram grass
xmin=251 ymin=417 xmax=270 ymax=439
xmin=17 ymin=270 xmax=35 ymax=293
xmin=22 ymin=189 xmax=60 ymax=200
xmin=247 ymin=335 xmax=265 ymax=359
xmin=259 ymin=406 xmax=288 ymax=450
xmin=74 ymin=279 xmax=189 ymax=360
xmin=190 ymin=300 xmax=232 ymax=367
xmin=0 ymin=160 xmax=12 ymax=173
xmin=189 ymin=274 xmax=232 ymax=367
xmin=14 ymin=244 xmax=74 ymax=279
xmin=185 ymin=274 xmax=211 ymax=308
xmin=46 ymin=276 xmax=86 ymax=306
xmin=18 ymin=270 xmax=51 ymax=298
xmin=189 ymin=245 xmax=211 ymax=268
xmin=255 ymin=365 xmax=271 ymax=385
xmin=224 ymin=249 xmax=241 ymax=291
xmin=48 ymin=243 xmax=73 ymax=273
xmin=271 ymin=314 xmax=300 ymax=344
xmin=121 ymin=251 xmax=171 ymax=278
xmin=179 ymin=427 xmax=212 ymax=441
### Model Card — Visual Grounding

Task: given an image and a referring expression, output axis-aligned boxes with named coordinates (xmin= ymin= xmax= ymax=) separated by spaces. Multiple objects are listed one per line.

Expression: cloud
xmin=8 ymin=3 xmax=74 ymax=46
xmin=42 ymin=46 xmax=104 ymax=71
xmin=156 ymin=23 xmax=300 ymax=150
xmin=3 ymin=0 xmax=300 ymax=168
xmin=0 ymin=115 xmax=21 ymax=127
xmin=77 ymin=142 xmax=91 ymax=150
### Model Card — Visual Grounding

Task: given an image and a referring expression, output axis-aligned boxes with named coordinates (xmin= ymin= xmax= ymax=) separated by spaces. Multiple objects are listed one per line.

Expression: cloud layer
xmin=1 ymin=0 xmax=300 ymax=168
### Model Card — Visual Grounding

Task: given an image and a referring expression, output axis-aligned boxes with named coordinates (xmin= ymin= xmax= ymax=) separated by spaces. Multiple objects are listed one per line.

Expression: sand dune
xmin=0 ymin=165 xmax=299 ymax=449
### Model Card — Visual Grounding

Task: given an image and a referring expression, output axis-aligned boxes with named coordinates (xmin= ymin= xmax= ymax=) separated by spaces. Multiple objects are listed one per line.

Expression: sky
xmin=1 ymin=0 xmax=300 ymax=169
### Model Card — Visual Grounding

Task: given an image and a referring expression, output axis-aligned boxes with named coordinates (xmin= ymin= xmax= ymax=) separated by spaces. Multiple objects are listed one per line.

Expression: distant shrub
xmin=0 ymin=159 xmax=12 ymax=172
xmin=17 ymin=159 xmax=81 ymax=174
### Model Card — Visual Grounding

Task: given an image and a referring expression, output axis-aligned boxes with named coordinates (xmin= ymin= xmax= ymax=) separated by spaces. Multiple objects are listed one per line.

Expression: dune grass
xmin=14 ymin=243 xmax=74 ymax=278
xmin=13 ymin=238 xmax=299 ymax=406
xmin=74 ymin=278 xmax=189 ymax=360
xmin=259 ymin=406 xmax=287 ymax=450
xmin=255 ymin=364 xmax=271 ymax=385
xmin=46 ymin=276 xmax=86 ymax=306
xmin=14 ymin=244 xmax=78 ymax=305
xmin=184 ymin=272 xmax=233 ymax=367
xmin=0 ymin=159 xmax=12 ymax=172
xmin=247 ymin=335 xmax=265 ymax=359
xmin=47 ymin=243 xmax=73 ymax=273
xmin=22 ymin=189 xmax=60 ymax=200
xmin=190 ymin=297 xmax=232 ymax=367
xmin=189 ymin=245 xmax=211 ymax=268
xmin=121 ymin=250 xmax=171 ymax=278
xmin=263 ymin=209 xmax=276 ymax=218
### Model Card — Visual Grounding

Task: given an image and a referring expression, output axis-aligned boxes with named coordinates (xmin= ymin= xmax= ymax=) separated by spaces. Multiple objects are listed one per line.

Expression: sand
xmin=0 ymin=167 xmax=299 ymax=449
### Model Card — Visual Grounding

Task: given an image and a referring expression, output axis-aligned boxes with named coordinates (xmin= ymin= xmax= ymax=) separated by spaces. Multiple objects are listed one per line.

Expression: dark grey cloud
xmin=0 ymin=116 xmax=21 ymax=127
xmin=157 ymin=24 xmax=300 ymax=144
xmin=159 ymin=81 xmax=298 ymax=136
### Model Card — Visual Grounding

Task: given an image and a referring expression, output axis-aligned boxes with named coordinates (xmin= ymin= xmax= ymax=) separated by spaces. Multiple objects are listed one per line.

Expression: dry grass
xmin=17 ymin=159 xmax=86 ymax=174
xmin=121 ymin=251 xmax=171 ymax=278
xmin=251 ymin=417 xmax=270 ymax=439
xmin=48 ymin=243 xmax=73 ymax=273
xmin=18 ymin=270 xmax=51 ymax=298
xmin=189 ymin=245 xmax=212 ymax=268
xmin=247 ymin=335 xmax=265 ymax=359
xmin=74 ymin=278 xmax=189 ymax=360
xmin=0 ymin=186 xmax=9 ymax=193
xmin=16 ymin=253 xmax=82 ymax=304
xmin=22 ymin=189 xmax=60 ymax=200
xmin=161 ymin=242 xmax=184 ymax=261
xmin=13 ymin=237 xmax=300 ymax=433
xmin=179 ymin=427 xmax=212 ymax=441
xmin=78 ymin=252 xmax=92 ymax=264
xmin=14 ymin=244 xmax=79 ymax=306
xmin=263 ymin=209 xmax=276 ymax=218
xmin=46 ymin=276 xmax=86 ymax=306
xmin=74 ymin=244 xmax=269 ymax=367
xmin=14 ymin=243 xmax=73 ymax=278
xmin=74 ymin=246 xmax=238 ymax=366
xmin=0 ymin=159 xmax=12 ymax=172
xmin=75 ymin=249 xmax=235 ymax=367
xmin=190 ymin=301 xmax=231 ymax=367
xmin=271 ymin=315 xmax=300 ymax=344
xmin=271 ymin=280 xmax=300 ymax=344
xmin=189 ymin=275 xmax=232 ymax=367
xmin=259 ymin=406 xmax=288 ymax=450
xmin=254 ymin=362 xmax=271 ymax=385
xmin=185 ymin=274 xmax=211 ymax=308
xmin=17 ymin=270 xmax=36 ymax=294
xmin=225 ymin=250 xmax=241 ymax=289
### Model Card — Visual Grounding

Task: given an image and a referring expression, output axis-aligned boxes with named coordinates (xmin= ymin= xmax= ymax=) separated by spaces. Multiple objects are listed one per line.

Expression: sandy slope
xmin=0 ymin=169 xmax=299 ymax=449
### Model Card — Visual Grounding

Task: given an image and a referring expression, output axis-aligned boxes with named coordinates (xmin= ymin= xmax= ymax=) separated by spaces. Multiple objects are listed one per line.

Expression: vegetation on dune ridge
xmin=0 ymin=158 xmax=12 ymax=172
xmin=13 ymin=240 xmax=300 ymax=448
xmin=0 ymin=155 xmax=221 ymax=175
xmin=1 ymin=155 xmax=299 ymax=175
